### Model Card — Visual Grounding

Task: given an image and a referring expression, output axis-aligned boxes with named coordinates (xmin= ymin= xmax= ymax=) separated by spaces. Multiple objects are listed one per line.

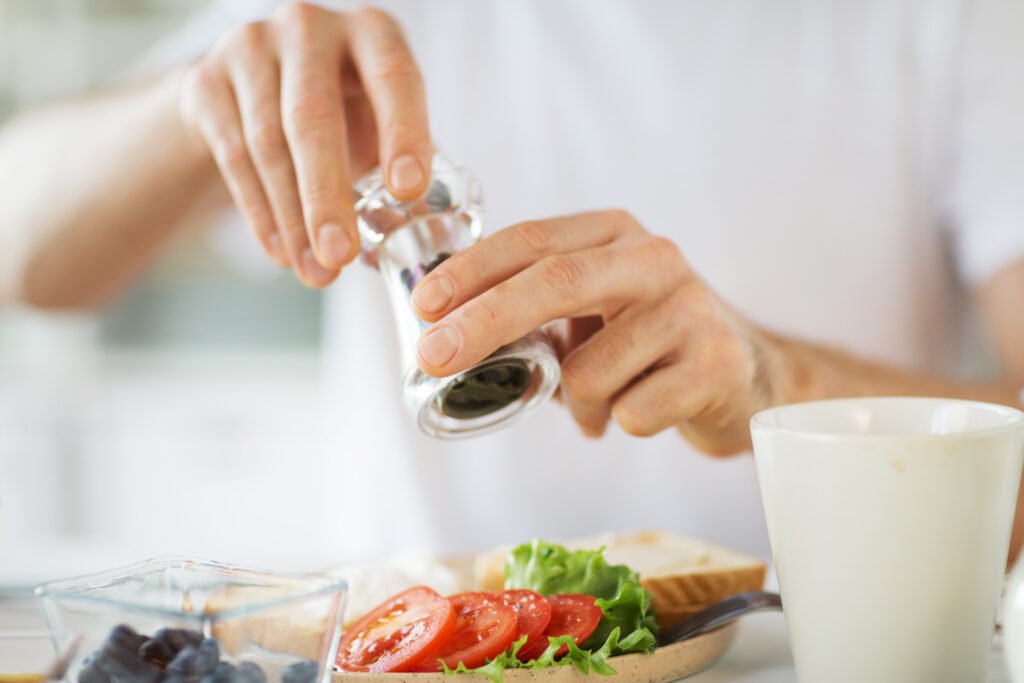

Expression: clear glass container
xmin=36 ymin=557 xmax=347 ymax=683
xmin=0 ymin=631 xmax=61 ymax=683
xmin=355 ymin=154 xmax=560 ymax=439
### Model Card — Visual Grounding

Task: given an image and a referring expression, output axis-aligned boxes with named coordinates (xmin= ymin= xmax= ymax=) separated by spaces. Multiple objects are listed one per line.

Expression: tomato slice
xmin=517 ymin=593 xmax=603 ymax=661
xmin=336 ymin=586 xmax=457 ymax=673
xmin=413 ymin=591 xmax=518 ymax=671
xmin=499 ymin=590 xmax=552 ymax=660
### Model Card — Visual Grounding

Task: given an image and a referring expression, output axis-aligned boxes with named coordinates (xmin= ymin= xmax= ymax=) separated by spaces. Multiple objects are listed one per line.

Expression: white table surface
xmin=688 ymin=611 xmax=1013 ymax=683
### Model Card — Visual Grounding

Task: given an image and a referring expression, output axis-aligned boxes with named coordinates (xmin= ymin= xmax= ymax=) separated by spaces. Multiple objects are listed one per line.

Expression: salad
xmin=335 ymin=540 xmax=658 ymax=682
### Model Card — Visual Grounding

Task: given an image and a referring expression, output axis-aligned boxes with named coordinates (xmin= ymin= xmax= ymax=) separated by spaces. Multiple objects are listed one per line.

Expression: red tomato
xmin=499 ymin=590 xmax=552 ymax=660
xmin=413 ymin=591 xmax=518 ymax=671
xmin=517 ymin=593 xmax=603 ymax=661
xmin=336 ymin=586 xmax=457 ymax=673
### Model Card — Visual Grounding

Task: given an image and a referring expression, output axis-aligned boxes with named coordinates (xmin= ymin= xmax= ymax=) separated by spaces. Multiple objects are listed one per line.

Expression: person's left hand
xmin=409 ymin=209 xmax=780 ymax=455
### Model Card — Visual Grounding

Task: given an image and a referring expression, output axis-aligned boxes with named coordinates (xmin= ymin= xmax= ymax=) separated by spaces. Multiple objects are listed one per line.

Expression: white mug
xmin=751 ymin=397 xmax=1024 ymax=683
xmin=1006 ymin=551 xmax=1024 ymax=681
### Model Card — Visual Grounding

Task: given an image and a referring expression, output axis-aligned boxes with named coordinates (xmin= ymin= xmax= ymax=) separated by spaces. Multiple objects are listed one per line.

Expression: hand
xmin=179 ymin=3 xmax=431 ymax=287
xmin=409 ymin=210 xmax=778 ymax=455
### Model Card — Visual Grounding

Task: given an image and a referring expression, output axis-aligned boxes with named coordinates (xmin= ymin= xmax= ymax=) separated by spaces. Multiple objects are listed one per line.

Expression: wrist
xmin=751 ymin=327 xmax=816 ymax=410
xmin=169 ymin=64 xmax=215 ymax=170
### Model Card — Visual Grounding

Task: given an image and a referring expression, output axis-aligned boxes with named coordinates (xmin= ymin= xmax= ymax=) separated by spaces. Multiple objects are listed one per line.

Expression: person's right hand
xmin=179 ymin=2 xmax=432 ymax=287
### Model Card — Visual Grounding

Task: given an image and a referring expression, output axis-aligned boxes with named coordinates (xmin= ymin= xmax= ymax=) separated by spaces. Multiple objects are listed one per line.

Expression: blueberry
xmin=281 ymin=660 xmax=318 ymax=683
xmin=138 ymin=637 xmax=175 ymax=667
xmin=102 ymin=625 xmax=147 ymax=658
xmin=236 ymin=662 xmax=267 ymax=683
xmin=151 ymin=627 xmax=203 ymax=654
xmin=199 ymin=661 xmax=238 ymax=683
xmin=77 ymin=653 xmax=111 ymax=683
xmin=167 ymin=638 xmax=219 ymax=677
xmin=88 ymin=649 xmax=161 ymax=683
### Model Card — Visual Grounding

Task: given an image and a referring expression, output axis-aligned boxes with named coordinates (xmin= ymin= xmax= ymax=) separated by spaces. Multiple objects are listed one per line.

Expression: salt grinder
xmin=354 ymin=154 xmax=561 ymax=439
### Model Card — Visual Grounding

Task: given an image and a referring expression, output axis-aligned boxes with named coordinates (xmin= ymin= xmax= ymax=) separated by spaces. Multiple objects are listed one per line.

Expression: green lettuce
xmin=504 ymin=539 xmax=658 ymax=654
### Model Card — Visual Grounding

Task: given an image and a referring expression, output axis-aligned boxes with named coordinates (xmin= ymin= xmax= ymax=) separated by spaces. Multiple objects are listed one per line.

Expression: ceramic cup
xmin=751 ymin=397 xmax=1024 ymax=683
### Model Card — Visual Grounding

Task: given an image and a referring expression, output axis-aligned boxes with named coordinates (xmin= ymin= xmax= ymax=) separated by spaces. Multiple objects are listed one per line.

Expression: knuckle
xmin=211 ymin=132 xmax=249 ymax=169
xmin=454 ymin=247 xmax=492 ymax=287
xmin=465 ymin=293 xmax=502 ymax=329
xmin=368 ymin=57 xmax=421 ymax=84
xmin=539 ymin=254 xmax=586 ymax=298
xmin=222 ymin=21 xmax=267 ymax=56
xmin=512 ymin=220 xmax=554 ymax=256
xmin=613 ymin=403 xmax=658 ymax=437
xmin=607 ymin=207 xmax=640 ymax=232
xmin=351 ymin=5 xmax=398 ymax=25
xmin=285 ymin=89 xmax=338 ymax=129
xmin=187 ymin=61 xmax=223 ymax=98
xmin=246 ymin=120 xmax=287 ymax=156
xmin=273 ymin=2 xmax=323 ymax=31
xmin=676 ymin=280 xmax=715 ymax=318
xmin=381 ymin=118 xmax=425 ymax=144
xmin=647 ymin=235 xmax=687 ymax=273
xmin=559 ymin=362 xmax=602 ymax=403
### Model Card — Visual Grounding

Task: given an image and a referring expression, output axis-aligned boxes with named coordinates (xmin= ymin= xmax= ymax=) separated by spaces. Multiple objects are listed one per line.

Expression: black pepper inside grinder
xmin=354 ymin=154 xmax=561 ymax=439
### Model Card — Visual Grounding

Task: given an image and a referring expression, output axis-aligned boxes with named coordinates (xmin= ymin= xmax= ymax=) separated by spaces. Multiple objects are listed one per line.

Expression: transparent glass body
xmin=0 ymin=631 xmax=59 ymax=682
xmin=35 ymin=557 xmax=347 ymax=683
xmin=355 ymin=154 xmax=560 ymax=439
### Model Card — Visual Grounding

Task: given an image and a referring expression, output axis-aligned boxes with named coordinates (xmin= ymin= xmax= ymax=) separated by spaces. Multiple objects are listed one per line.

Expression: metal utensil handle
xmin=659 ymin=591 xmax=783 ymax=645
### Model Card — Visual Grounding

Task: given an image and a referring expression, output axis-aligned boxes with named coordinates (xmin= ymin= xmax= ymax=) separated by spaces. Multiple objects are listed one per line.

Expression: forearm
xmin=763 ymin=330 xmax=1022 ymax=409
xmin=759 ymin=328 xmax=1024 ymax=563
xmin=0 ymin=67 xmax=223 ymax=309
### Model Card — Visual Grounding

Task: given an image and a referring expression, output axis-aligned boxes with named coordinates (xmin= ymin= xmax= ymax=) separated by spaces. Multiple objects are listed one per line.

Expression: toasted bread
xmin=474 ymin=530 xmax=766 ymax=630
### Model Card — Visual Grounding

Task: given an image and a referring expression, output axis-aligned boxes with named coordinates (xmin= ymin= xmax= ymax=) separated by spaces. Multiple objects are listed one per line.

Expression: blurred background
xmin=0 ymin=0 xmax=337 ymax=593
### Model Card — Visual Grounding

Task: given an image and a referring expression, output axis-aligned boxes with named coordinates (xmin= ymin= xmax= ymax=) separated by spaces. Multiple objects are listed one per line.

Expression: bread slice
xmin=474 ymin=530 xmax=766 ymax=630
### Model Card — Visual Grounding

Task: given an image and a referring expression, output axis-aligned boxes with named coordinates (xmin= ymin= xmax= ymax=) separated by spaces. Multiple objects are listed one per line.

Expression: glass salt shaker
xmin=354 ymin=154 xmax=561 ymax=439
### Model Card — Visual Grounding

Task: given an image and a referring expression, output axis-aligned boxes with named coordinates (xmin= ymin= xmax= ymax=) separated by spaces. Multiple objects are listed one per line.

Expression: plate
xmin=331 ymin=623 xmax=737 ymax=683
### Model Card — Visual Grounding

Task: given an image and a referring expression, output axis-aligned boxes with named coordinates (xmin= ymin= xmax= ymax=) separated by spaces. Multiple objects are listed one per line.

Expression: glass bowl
xmin=35 ymin=557 xmax=347 ymax=683
xmin=0 ymin=631 xmax=61 ymax=682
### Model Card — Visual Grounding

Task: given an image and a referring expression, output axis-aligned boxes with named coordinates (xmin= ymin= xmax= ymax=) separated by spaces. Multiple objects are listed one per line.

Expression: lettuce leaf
xmin=441 ymin=629 xmax=627 ymax=683
xmin=503 ymin=539 xmax=658 ymax=655
xmin=440 ymin=636 xmax=529 ymax=683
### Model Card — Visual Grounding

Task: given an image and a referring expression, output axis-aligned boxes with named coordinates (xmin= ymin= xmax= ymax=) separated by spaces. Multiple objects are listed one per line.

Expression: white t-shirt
xmin=151 ymin=0 xmax=1024 ymax=562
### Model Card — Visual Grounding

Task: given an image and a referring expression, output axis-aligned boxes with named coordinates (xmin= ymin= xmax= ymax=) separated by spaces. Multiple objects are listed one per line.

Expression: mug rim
xmin=750 ymin=396 xmax=1024 ymax=442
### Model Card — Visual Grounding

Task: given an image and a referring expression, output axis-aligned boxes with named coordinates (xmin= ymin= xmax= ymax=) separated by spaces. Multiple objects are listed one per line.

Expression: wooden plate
xmin=331 ymin=623 xmax=737 ymax=683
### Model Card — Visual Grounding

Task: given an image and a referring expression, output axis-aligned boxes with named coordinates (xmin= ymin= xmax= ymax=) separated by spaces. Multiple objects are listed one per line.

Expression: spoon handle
xmin=658 ymin=591 xmax=783 ymax=645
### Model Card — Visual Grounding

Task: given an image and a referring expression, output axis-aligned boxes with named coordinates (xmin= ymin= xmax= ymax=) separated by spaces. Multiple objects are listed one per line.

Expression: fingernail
xmin=389 ymin=154 xmax=424 ymax=193
xmin=417 ymin=325 xmax=460 ymax=367
xmin=412 ymin=276 xmax=453 ymax=314
xmin=318 ymin=223 xmax=351 ymax=265
xmin=302 ymin=248 xmax=335 ymax=284
xmin=266 ymin=233 xmax=286 ymax=264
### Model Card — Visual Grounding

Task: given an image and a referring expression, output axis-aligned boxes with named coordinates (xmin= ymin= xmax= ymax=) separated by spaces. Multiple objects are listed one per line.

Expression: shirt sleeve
xmin=946 ymin=0 xmax=1024 ymax=286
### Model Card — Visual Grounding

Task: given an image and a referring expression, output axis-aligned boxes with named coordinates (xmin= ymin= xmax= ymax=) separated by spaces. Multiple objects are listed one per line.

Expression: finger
xmin=347 ymin=6 xmax=432 ymax=199
xmin=560 ymin=302 xmax=686 ymax=437
xmin=185 ymin=60 xmax=287 ymax=267
xmin=416 ymin=239 xmax=676 ymax=376
xmin=411 ymin=210 xmax=645 ymax=321
xmin=611 ymin=362 xmax=697 ymax=438
xmin=226 ymin=23 xmax=338 ymax=287
xmin=277 ymin=4 xmax=359 ymax=270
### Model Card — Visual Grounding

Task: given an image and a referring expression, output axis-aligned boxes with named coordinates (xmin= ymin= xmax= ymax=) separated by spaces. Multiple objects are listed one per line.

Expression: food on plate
xmin=514 ymin=594 xmax=602 ymax=662
xmin=74 ymin=624 xmax=318 ymax=683
xmin=335 ymin=539 xmax=659 ymax=681
xmin=498 ymin=590 xmax=551 ymax=658
xmin=336 ymin=586 xmax=457 ymax=673
xmin=412 ymin=592 xmax=518 ymax=671
xmin=476 ymin=531 xmax=766 ymax=630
